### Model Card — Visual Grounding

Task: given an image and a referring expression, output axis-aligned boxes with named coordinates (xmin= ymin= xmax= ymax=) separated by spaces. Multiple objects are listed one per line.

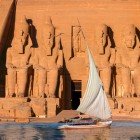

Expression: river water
xmin=0 ymin=121 xmax=140 ymax=140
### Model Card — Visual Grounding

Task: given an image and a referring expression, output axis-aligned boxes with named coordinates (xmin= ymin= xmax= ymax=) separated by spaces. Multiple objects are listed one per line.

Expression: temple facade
xmin=0 ymin=0 xmax=140 ymax=119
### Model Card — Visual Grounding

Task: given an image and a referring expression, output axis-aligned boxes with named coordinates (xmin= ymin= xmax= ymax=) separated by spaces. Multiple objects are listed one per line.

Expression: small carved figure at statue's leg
xmin=38 ymin=69 xmax=46 ymax=98
xmin=44 ymin=84 xmax=49 ymax=98
xmin=16 ymin=69 xmax=27 ymax=97
xmin=121 ymin=67 xmax=131 ymax=97
xmin=133 ymin=67 xmax=140 ymax=98
xmin=47 ymin=69 xmax=58 ymax=98
xmin=116 ymin=71 xmax=123 ymax=97
xmin=100 ymin=68 xmax=111 ymax=97
xmin=7 ymin=69 xmax=16 ymax=97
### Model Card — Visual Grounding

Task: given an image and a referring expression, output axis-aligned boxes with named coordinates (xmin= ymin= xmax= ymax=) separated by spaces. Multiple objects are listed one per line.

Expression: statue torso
xmin=36 ymin=47 xmax=58 ymax=70
xmin=8 ymin=47 xmax=32 ymax=68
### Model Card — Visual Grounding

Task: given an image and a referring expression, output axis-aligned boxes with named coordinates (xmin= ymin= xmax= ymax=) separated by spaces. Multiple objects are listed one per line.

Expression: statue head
xmin=14 ymin=16 xmax=29 ymax=53
xmin=44 ymin=16 xmax=53 ymax=39
xmin=43 ymin=16 xmax=54 ymax=56
xmin=123 ymin=24 xmax=136 ymax=49
xmin=95 ymin=24 xmax=108 ymax=54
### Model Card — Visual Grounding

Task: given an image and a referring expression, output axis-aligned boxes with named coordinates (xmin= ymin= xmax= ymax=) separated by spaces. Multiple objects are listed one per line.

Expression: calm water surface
xmin=0 ymin=121 xmax=140 ymax=140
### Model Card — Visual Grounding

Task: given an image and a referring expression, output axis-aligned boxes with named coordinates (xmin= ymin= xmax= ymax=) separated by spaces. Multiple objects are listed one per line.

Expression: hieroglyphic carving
xmin=116 ymin=24 xmax=140 ymax=97
xmin=72 ymin=26 xmax=85 ymax=57
xmin=6 ymin=16 xmax=33 ymax=97
xmin=94 ymin=24 xmax=115 ymax=97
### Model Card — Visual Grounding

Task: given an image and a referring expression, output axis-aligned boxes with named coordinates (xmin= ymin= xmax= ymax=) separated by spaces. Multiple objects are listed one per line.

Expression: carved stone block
xmin=30 ymin=98 xmax=46 ymax=117
xmin=15 ymin=103 xmax=31 ymax=118
xmin=46 ymin=98 xmax=60 ymax=118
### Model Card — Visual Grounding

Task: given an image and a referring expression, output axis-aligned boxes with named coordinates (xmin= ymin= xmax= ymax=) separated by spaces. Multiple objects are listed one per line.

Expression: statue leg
xmin=100 ymin=67 xmax=111 ymax=97
xmin=38 ymin=69 xmax=46 ymax=98
xmin=17 ymin=69 xmax=28 ymax=97
xmin=121 ymin=67 xmax=131 ymax=97
xmin=47 ymin=69 xmax=58 ymax=98
xmin=133 ymin=67 xmax=140 ymax=97
xmin=116 ymin=68 xmax=122 ymax=97
xmin=7 ymin=68 xmax=16 ymax=97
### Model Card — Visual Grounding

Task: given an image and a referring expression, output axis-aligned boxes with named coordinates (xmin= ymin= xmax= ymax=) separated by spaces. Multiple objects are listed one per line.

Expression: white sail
xmin=77 ymin=47 xmax=111 ymax=120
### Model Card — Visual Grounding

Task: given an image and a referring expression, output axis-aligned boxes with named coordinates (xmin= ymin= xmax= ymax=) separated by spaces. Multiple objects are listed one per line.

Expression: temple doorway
xmin=71 ymin=80 xmax=82 ymax=110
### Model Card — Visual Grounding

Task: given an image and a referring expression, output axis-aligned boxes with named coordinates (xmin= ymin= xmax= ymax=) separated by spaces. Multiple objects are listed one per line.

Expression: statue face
xmin=12 ymin=16 xmax=29 ymax=53
xmin=96 ymin=25 xmax=107 ymax=54
xmin=43 ymin=29 xmax=53 ymax=56
xmin=16 ymin=29 xmax=28 ymax=54
xmin=124 ymin=32 xmax=135 ymax=49
xmin=21 ymin=30 xmax=28 ymax=43
xmin=123 ymin=25 xmax=136 ymax=49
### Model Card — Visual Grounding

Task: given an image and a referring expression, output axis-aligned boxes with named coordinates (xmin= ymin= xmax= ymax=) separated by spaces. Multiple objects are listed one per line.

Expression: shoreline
xmin=0 ymin=116 xmax=140 ymax=124
xmin=0 ymin=110 xmax=140 ymax=123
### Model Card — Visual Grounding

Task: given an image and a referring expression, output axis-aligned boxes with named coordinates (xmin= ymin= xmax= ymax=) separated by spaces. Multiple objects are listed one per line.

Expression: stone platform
xmin=108 ymin=97 xmax=140 ymax=117
xmin=0 ymin=98 xmax=30 ymax=118
xmin=30 ymin=98 xmax=60 ymax=118
xmin=0 ymin=97 xmax=61 ymax=119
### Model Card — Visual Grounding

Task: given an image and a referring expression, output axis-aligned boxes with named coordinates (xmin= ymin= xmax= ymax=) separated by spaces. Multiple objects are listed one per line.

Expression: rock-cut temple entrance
xmin=71 ymin=80 xmax=82 ymax=110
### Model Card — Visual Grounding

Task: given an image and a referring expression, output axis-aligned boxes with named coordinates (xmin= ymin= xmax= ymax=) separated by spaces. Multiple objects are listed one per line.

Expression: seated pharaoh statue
xmin=116 ymin=24 xmax=140 ymax=97
xmin=6 ymin=16 xmax=33 ymax=97
xmin=33 ymin=17 xmax=63 ymax=98
xmin=94 ymin=24 xmax=115 ymax=97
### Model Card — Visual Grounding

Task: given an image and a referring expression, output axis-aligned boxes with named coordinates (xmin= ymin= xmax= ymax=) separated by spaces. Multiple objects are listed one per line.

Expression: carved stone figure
xmin=94 ymin=24 xmax=115 ymax=97
xmin=6 ymin=16 xmax=32 ymax=97
xmin=34 ymin=37 xmax=63 ymax=98
xmin=116 ymin=24 xmax=140 ymax=97
xmin=42 ymin=16 xmax=55 ymax=56
xmin=72 ymin=26 xmax=85 ymax=57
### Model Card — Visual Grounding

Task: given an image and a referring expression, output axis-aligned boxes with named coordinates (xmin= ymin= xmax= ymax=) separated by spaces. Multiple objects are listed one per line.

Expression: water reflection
xmin=0 ymin=121 xmax=139 ymax=140
xmin=62 ymin=128 xmax=111 ymax=140
xmin=0 ymin=123 xmax=64 ymax=140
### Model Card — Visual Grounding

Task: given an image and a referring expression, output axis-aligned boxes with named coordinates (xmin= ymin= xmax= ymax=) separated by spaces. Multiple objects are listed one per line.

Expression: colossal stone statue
xmin=6 ymin=16 xmax=32 ymax=97
xmin=42 ymin=16 xmax=55 ymax=56
xmin=116 ymin=24 xmax=140 ymax=97
xmin=94 ymin=24 xmax=115 ymax=97
xmin=72 ymin=26 xmax=85 ymax=57
xmin=34 ymin=36 xmax=63 ymax=98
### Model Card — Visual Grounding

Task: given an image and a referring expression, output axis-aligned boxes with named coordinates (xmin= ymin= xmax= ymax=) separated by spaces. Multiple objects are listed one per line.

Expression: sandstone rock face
xmin=0 ymin=0 xmax=139 ymax=118
xmin=15 ymin=103 xmax=32 ymax=118
xmin=0 ymin=0 xmax=15 ymax=55
xmin=0 ymin=98 xmax=30 ymax=118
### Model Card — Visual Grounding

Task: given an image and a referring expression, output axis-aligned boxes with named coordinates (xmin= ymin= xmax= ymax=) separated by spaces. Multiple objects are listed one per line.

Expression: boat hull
xmin=58 ymin=121 xmax=112 ymax=129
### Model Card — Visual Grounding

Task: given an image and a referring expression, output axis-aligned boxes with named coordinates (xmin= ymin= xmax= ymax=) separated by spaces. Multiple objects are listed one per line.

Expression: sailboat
xmin=58 ymin=22 xmax=112 ymax=129
xmin=59 ymin=47 xmax=112 ymax=129
xmin=58 ymin=46 xmax=112 ymax=129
